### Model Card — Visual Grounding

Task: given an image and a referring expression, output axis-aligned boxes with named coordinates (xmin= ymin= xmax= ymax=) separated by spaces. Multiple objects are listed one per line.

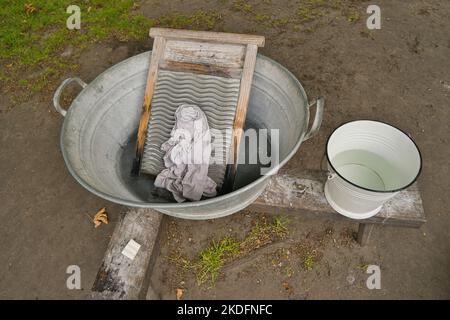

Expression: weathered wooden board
xmin=222 ymin=44 xmax=259 ymax=192
xmin=164 ymin=39 xmax=246 ymax=68
xmin=231 ymin=44 xmax=257 ymax=164
xmin=357 ymin=223 xmax=375 ymax=246
xmin=150 ymin=28 xmax=265 ymax=47
xmin=159 ymin=60 xmax=243 ymax=78
xmin=132 ymin=36 xmax=166 ymax=175
xmin=91 ymin=208 xmax=163 ymax=300
xmin=249 ymin=169 xmax=426 ymax=228
xmin=137 ymin=27 xmax=264 ymax=191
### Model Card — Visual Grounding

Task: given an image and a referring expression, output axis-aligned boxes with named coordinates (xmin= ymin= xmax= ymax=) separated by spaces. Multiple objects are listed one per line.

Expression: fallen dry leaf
xmin=24 ymin=4 xmax=37 ymax=15
xmin=93 ymin=207 xmax=108 ymax=228
xmin=282 ymin=281 xmax=293 ymax=295
xmin=176 ymin=288 xmax=184 ymax=300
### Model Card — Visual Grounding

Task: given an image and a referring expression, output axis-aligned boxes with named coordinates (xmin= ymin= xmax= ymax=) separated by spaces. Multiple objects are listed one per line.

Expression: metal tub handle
xmin=53 ymin=77 xmax=87 ymax=117
xmin=303 ymin=97 xmax=325 ymax=141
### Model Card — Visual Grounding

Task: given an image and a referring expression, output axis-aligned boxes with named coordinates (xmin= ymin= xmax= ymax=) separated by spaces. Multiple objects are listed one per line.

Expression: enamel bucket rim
xmin=59 ymin=52 xmax=311 ymax=208
xmin=325 ymin=119 xmax=423 ymax=194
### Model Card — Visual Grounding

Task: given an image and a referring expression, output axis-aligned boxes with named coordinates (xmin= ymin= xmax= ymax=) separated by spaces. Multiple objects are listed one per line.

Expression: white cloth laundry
xmin=154 ymin=104 xmax=217 ymax=202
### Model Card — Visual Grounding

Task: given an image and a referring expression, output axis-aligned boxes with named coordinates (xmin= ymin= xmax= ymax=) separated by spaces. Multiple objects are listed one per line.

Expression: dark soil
xmin=0 ymin=0 xmax=449 ymax=299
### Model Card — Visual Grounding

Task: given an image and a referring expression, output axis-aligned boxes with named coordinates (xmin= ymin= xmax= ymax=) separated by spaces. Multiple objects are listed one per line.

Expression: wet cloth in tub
xmin=154 ymin=104 xmax=217 ymax=202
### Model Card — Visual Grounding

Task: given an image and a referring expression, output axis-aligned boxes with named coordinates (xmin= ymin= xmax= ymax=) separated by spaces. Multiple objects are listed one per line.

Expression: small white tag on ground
xmin=121 ymin=239 xmax=141 ymax=260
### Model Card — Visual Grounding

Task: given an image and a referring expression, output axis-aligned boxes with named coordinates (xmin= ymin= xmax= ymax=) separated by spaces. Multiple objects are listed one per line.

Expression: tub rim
xmin=58 ymin=52 xmax=312 ymax=208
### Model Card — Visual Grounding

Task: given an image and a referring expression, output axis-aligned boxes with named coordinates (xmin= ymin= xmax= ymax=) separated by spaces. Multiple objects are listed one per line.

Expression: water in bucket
xmin=331 ymin=149 xmax=404 ymax=191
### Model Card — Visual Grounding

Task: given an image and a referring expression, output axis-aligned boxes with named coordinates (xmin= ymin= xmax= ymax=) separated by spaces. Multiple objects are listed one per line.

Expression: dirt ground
xmin=1 ymin=0 xmax=449 ymax=299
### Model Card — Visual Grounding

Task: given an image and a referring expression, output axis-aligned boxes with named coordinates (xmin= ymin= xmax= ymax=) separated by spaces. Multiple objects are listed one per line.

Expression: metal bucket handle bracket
xmin=53 ymin=77 xmax=87 ymax=117
xmin=303 ymin=97 xmax=325 ymax=141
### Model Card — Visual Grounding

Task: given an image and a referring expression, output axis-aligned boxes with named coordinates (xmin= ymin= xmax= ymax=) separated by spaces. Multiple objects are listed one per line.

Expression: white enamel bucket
xmin=324 ymin=120 xmax=422 ymax=219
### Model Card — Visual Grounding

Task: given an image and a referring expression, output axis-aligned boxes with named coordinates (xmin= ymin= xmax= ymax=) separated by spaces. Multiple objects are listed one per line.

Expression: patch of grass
xmin=240 ymin=216 xmax=289 ymax=253
xmin=156 ymin=10 xmax=221 ymax=30
xmin=296 ymin=0 xmax=350 ymax=23
xmin=358 ymin=264 xmax=370 ymax=272
xmin=171 ymin=216 xmax=289 ymax=286
xmin=0 ymin=70 xmax=9 ymax=82
xmin=18 ymin=79 xmax=29 ymax=87
xmin=272 ymin=16 xmax=290 ymax=28
xmin=232 ymin=0 xmax=253 ymax=13
xmin=0 ymin=1 xmax=223 ymax=100
xmin=0 ymin=1 xmax=156 ymax=100
xmin=302 ymin=251 xmax=315 ymax=270
xmin=347 ymin=11 xmax=361 ymax=23
xmin=168 ymin=252 xmax=194 ymax=271
xmin=250 ymin=13 xmax=291 ymax=29
xmin=272 ymin=216 xmax=289 ymax=236
xmin=157 ymin=14 xmax=192 ymax=29
xmin=297 ymin=7 xmax=317 ymax=22
xmin=0 ymin=1 xmax=156 ymax=67
xmin=296 ymin=0 xmax=327 ymax=22
xmin=250 ymin=13 xmax=290 ymax=30
xmin=196 ymin=237 xmax=240 ymax=284
xmin=297 ymin=243 xmax=320 ymax=271
xmin=271 ymin=247 xmax=295 ymax=277
xmin=253 ymin=14 xmax=271 ymax=24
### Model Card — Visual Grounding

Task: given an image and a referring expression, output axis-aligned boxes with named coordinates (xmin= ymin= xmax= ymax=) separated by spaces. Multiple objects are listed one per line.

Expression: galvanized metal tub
xmin=54 ymin=52 xmax=324 ymax=219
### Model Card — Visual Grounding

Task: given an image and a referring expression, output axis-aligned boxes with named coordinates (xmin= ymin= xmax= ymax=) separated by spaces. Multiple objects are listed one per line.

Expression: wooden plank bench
xmin=249 ymin=169 xmax=426 ymax=245
xmin=91 ymin=169 xmax=425 ymax=299
xmin=91 ymin=208 xmax=163 ymax=299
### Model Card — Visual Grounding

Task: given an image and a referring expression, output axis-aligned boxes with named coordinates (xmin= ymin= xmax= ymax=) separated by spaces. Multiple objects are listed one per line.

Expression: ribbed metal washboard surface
xmin=141 ymin=70 xmax=241 ymax=187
